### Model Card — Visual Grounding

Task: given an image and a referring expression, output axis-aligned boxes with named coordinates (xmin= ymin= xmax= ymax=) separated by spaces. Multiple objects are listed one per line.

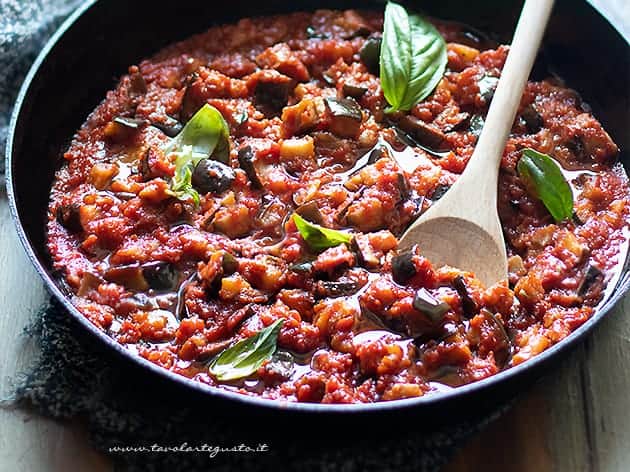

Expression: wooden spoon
xmin=398 ymin=0 xmax=555 ymax=287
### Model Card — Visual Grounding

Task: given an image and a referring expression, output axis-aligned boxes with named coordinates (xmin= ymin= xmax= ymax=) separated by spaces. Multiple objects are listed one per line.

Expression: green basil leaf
xmin=164 ymin=104 xmax=230 ymax=204
xmin=380 ymin=2 xmax=410 ymax=112
xmin=293 ymin=213 xmax=352 ymax=251
xmin=164 ymin=103 xmax=230 ymax=163
xmin=165 ymin=145 xmax=200 ymax=206
xmin=209 ymin=319 xmax=284 ymax=381
xmin=517 ymin=148 xmax=573 ymax=222
xmin=380 ymin=2 xmax=447 ymax=113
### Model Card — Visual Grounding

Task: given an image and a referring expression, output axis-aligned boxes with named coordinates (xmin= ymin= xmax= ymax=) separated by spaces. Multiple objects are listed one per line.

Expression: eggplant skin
xmin=453 ymin=275 xmax=477 ymax=318
xmin=255 ymin=79 xmax=292 ymax=115
xmin=324 ymin=97 xmax=363 ymax=138
xmin=237 ymin=146 xmax=263 ymax=189
xmin=104 ymin=262 xmax=179 ymax=291
xmin=391 ymin=251 xmax=417 ymax=285
xmin=192 ymin=159 xmax=235 ymax=195
xmin=142 ymin=262 xmax=179 ymax=291
xmin=56 ymin=204 xmax=82 ymax=233
xmin=359 ymin=37 xmax=381 ymax=75
xmin=397 ymin=115 xmax=449 ymax=152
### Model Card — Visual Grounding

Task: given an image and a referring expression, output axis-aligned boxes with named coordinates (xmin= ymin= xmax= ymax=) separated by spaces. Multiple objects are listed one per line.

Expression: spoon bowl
xmin=399 ymin=216 xmax=507 ymax=287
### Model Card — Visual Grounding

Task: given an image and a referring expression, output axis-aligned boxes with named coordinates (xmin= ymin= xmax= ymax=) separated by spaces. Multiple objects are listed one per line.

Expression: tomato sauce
xmin=47 ymin=10 xmax=629 ymax=403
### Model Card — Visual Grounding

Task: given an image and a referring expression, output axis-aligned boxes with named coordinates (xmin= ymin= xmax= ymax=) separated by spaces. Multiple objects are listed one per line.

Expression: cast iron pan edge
xmin=5 ymin=0 xmax=630 ymax=417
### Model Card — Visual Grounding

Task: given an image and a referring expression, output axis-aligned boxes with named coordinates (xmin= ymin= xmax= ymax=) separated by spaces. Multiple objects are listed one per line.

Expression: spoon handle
xmin=464 ymin=0 xmax=555 ymax=182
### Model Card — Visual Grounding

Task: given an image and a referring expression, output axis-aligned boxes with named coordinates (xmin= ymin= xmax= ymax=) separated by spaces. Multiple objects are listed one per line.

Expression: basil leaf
xmin=209 ymin=319 xmax=284 ymax=381
xmin=164 ymin=104 xmax=230 ymax=204
xmin=293 ymin=213 xmax=352 ymax=251
xmin=517 ymin=148 xmax=573 ymax=222
xmin=165 ymin=145 xmax=200 ymax=205
xmin=380 ymin=2 xmax=447 ymax=113
xmin=164 ymin=103 xmax=230 ymax=163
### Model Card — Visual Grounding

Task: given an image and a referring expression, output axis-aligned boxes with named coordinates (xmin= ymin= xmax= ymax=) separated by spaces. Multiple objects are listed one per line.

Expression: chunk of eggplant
xmin=179 ymin=73 xmax=201 ymax=123
xmin=339 ymin=144 xmax=387 ymax=182
xmin=521 ymin=105 xmax=544 ymax=134
xmin=453 ymin=275 xmax=477 ymax=318
xmin=572 ymin=211 xmax=586 ymax=226
xmin=77 ymin=272 xmax=103 ymax=297
xmin=290 ymin=261 xmax=314 ymax=274
xmin=113 ymin=116 xmax=146 ymax=129
xmin=391 ymin=250 xmax=417 ymax=285
xmin=343 ymin=26 xmax=371 ymax=40
xmin=444 ymin=112 xmax=471 ymax=132
xmin=256 ymin=196 xmax=287 ymax=235
xmin=342 ymin=82 xmax=368 ymax=99
xmin=413 ymin=288 xmax=451 ymax=323
xmin=192 ymin=159 xmax=235 ymax=194
xmin=105 ymin=262 xmax=179 ymax=292
xmin=325 ymin=97 xmax=362 ymax=138
xmin=113 ymin=192 xmax=137 ymax=201
xmin=353 ymin=234 xmax=380 ymax=269
xmin=56 ymin=203 xmax=82 ymax=233
xmin=397 ymin=115 xmax=449 ymax=152
xmin=152 ymin=117 xmax=183 ymax=138
xmin=294 ymin=201 xmax=324 ymax=225
xmin=367 ymin=145 xmax=387 ymax=164
xmin=281 ymin=98 xmax=321 ymax=135
xmin=397 ymin=173 xmax=410 ymax=201
xmin=255 ymin=79 xmax=292 ymax=115
xmin=577 ymin=263 xmax=604 ymax=298
xmin=478 ymin=75 xmax=499 ymax=102
xmin=128 ymin=70 xmax=147 ymax=96
xmin=408 ymin=193 xmax=426 ymax=220
xmin=306 ymin=25 xmax=330 ymax=40
xmin=138 ymin=147 xmax=159 ymax=181
xmin=221 ymin=252 xmax=239 ymax=275
xmin=322 ymin=72 xmax=336 ymax=86
xmin=198 ymin=251 xmax=240 ymax=290
xmin=237 ymin=146 xmax=263 ymax=189
xmin=142 ymin=262 xmax=179 ymax=291
xmin=359 ymin=37 xmax=381 ymax=75
xmin=479 ymin=309 xmax=511 ymax=367
xmin=103 ymin=116 xmax=145 ymax=142
xmin=175 ymin=272 xmax=197 ymax=319
xmin=468 ymin=115 xmax=485 ymax=137
xmin=104 ymin=265 xmax=149 ymax=291
xmin=315 ymin=280 xmax=361 ymax=299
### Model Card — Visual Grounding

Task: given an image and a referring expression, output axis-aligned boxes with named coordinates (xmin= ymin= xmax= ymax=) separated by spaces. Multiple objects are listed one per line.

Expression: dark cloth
xmin=1 ymin=2 xmax=510 ymax=470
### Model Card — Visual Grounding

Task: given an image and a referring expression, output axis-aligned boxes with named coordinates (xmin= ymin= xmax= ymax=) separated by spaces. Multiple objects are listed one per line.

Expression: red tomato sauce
xmin=47 ymin=10 xmax=629 ymax=403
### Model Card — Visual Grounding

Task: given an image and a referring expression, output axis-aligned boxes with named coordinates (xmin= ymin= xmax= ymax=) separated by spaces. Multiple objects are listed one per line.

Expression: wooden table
xmin=0 ymin=1 xmax=627 ymax=470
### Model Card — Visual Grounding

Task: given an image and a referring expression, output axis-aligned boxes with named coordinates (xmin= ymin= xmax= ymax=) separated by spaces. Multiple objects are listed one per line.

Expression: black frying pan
xmin=5 ymin=0 xmax=630 ymax=423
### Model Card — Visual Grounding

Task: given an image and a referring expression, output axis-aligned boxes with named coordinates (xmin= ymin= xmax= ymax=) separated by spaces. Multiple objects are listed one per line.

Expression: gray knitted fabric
xmin=1 ymin=2 xmax=510 ymax=470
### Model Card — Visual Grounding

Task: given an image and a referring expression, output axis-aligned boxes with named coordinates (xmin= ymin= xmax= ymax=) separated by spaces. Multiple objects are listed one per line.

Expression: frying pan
xmin=5 ymin=0 xmax=629 ymax=423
